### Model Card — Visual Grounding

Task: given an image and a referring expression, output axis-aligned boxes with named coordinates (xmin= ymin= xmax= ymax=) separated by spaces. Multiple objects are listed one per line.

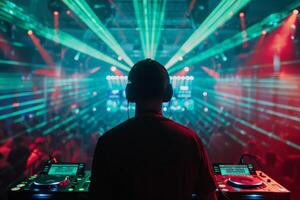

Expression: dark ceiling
xmin=1 ymin=0 xmax=298 ymax=70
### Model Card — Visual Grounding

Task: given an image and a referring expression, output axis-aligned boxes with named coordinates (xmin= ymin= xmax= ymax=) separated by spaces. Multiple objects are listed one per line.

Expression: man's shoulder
xmin=99 ymin=116 xmax=200 ymax=142
xmin=163 ymin=118 xmax=199 ymax=138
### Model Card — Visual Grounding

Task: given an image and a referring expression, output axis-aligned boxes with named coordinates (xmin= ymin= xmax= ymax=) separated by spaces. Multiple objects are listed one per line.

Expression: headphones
xmin=125 ymin=59 xmax=173 ymax=103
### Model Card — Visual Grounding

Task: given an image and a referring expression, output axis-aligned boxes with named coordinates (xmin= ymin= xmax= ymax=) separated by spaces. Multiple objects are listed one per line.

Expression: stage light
xmin=92 ymin=107 xmax=97 ymax=112
xmin=74 ymin=52 xmax=80 ymax=61
xmin=291 ymin=24 xmax=296 ymax=29
xmin=70 ymin=104 xmax=77 ymax=109
xmin=184 ymin=67 xmax=190 ymax=72
xmin=165 ymin=0 xmax=251 ymax=69
xmin=262 ymin=30 xmax=267 ymax=35
xmin=110 ymin=66 xmax=117 ymax=72
xmin=62 ymin=0 xmax=134 ymax=67
xmin=66 ymin=10 xmax=71 ymax=15
xmin=92 ymin=91 xmax=97 ymax=96
xmin=0 ymin=1 xmax=130 ymax=71
xmin=204 ymin=107 xmax=208 ymax=112
xmin=239 ymin=12 xmax=245 ymax=18
xmin=53 ymin=11 xmax=59 ymax=16
xmin=27 ymin=30 xmax=33 ymax=36
xmin=293 ymin=9 xmax=299 ymax=15
xmin=117 ymin=56 xmax=123 ymax=61
xmin=202 ymin=92 xmax=208 ymax=97
xmin=12 ymin=102 xmax=20 ymax=107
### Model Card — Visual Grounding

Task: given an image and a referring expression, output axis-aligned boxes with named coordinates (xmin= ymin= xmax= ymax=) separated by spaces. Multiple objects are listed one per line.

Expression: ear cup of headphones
xmin=163 ymin=83 xmax=173 ymax=102
xmin=125 ymin=83 xmax=136 ymax=102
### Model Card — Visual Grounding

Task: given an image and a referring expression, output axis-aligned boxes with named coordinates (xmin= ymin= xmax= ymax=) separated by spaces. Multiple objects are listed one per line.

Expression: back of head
xmin=126 ymin=59 xmax=172 ymax=102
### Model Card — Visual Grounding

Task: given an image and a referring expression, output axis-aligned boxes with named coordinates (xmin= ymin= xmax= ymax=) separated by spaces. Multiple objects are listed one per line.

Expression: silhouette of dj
xmin=90 ymin=59 xmax=217 ymax=200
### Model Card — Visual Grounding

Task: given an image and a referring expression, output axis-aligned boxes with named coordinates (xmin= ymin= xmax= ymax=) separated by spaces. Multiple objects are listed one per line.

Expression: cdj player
xmin=214 ymin=164 xmax=290 ymax=200
xmin=8 ymin=163 xmax=90 ymax=200
xmin=8 ymin=162 xmax=291 ymax=200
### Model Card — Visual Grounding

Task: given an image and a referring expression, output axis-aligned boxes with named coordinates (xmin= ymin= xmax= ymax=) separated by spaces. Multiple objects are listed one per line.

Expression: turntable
xmin=31 ymin=175 xmax=70 ymax=191
xmin=8 ymin=163 xmax=90 ymax=200
xmin=213 ymin=164 xmax=290 ymax=200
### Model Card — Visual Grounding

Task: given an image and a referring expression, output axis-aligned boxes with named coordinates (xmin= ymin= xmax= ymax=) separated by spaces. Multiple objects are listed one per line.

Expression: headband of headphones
xmin=126 ymin=59 xmax=173 ymax=102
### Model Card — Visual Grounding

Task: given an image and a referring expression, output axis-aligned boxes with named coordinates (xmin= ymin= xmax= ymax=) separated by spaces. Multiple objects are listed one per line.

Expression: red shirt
xmin=90 ymin=114 xmax=216 ymax=200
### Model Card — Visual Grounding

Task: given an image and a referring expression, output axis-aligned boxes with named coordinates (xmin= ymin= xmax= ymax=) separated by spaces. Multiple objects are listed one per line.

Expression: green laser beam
xmin=169 ymin=1 xmax=300 ymax=73
xmin=165 ymin=0 xmax=251 ymax=69
xmin=194 ymin=97 xmax=300 ymax=150
xmin=0 ymin=0 xmax=130 ymax=71
xmin=133 ymin=0 xmax=167 ymax=58
xmin=62 ymin=0 xmax=134 ymax=67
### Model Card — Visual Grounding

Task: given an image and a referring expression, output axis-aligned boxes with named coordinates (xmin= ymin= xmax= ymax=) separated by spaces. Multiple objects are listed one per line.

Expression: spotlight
xmin=53 ymin=11 xmax=59 ymax=16
xmin=74 ymin=109 xmax=80 ymax=114
xmin=202 ymin=91 xmax=208 ymax=97
xmin=110 ymin=66 xmax=117 ymax=72
xmin=204 ymin=107 xmax=208 ymax=112
xmin=291 ymin=24 xmax=296 ymax=30
xmin=92 ymin=107 xmax=97 ymax=112
xmin=239 ymin=12 xmax=245 ymax=18
xmin=74 ymin=52 xmax=80 ymax=61
xmin=293 ymin=9 xmax=299 ymax=15
xmin=262 ymin=30 xmax=267 ymax=35
xmin=12 ymin=102 xmax=20 ymax=107
xmin=92 ymin=91 xmax=98 ymax=96
xmin=27 ymin=30 xmax=33 ymax=36
xmin=117 ymin=56 xmax=123 ymax=61
xmin=184 ymin=66 xmax=190 ymax=72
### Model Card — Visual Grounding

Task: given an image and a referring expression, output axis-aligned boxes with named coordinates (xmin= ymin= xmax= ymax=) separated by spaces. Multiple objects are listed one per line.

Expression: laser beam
xmin=0 ymin=0 xmax=130 ymax=71
xmin=165 ymin=0 xmax=251 ymax=69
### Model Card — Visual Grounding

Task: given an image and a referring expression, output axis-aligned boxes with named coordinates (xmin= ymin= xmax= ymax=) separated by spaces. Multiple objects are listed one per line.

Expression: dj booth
xmin=8 ymin=163 xmax=290 ymax=200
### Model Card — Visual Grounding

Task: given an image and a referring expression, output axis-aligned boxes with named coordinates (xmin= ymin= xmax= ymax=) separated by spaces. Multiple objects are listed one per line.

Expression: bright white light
xmin=291 ymin=24 xmax=296 ymax=29
xmin=117 ymin=55 xmax=123 ymax=61
xmin=92 ymin=107 xmax=97 ymax=112
xmin=163 ymin=107 xmax=167 ymax=112
xmin=92 ymin=91 xmax=97 ymax=96
xmin=202 ymin=91 xmax=208 ymax=97
xmin=74 ymin=52 xmax=80 ymax=61
xmin=111 ymin=66 xmax=117 ymax=72
xmin=180 ymin=86 xmax=189 ymax=91
xmin=204 ymin=107 xmax=208 ymax=112
xmin=184 ymin=66 xmax=190 ymax=72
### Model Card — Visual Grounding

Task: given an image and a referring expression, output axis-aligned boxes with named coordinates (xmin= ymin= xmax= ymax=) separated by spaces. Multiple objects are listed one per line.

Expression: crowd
xmin=0 ymin=110 xmax=299 ymax=200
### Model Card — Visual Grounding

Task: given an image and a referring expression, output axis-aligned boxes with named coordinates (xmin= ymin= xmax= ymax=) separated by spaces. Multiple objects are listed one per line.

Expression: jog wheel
xmin=227 ymin=176 xmax=263 ymax=189
xmin=31 ymin=175 xmax=69 ymax=191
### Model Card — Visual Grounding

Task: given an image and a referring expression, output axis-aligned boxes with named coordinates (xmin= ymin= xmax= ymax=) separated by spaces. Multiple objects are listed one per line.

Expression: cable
xmin=127 ymin=101 xmax=130 ymax=119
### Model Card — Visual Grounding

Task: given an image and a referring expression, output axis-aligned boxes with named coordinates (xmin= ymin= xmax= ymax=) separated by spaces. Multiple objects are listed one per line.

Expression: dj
xmin=89 ymin=59 xmax=217 ymax=200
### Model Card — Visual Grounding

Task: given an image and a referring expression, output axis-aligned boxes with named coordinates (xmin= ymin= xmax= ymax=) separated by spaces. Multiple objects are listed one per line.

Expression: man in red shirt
xmin=90 ymin=59 xmax=216 ymax=200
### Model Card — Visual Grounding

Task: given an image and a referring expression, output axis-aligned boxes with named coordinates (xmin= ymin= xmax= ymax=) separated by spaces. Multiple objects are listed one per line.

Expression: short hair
xmin=128 ymin=59 xmax=170 ymax=100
